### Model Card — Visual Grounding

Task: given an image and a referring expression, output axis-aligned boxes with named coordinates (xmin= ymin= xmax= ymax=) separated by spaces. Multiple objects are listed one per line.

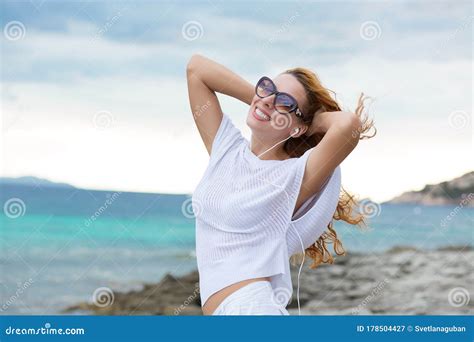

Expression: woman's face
xmin=246 ymin=73 xmax=308 ymax=141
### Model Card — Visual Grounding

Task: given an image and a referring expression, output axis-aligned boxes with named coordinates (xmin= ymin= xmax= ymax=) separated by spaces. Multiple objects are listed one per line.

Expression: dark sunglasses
xmin=255 ymin=76 xmax=304 ymax=118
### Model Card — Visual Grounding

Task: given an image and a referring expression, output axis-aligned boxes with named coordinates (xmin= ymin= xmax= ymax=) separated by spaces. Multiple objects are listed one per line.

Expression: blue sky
xmin=1 ymin=0 xmax=472 ymax=202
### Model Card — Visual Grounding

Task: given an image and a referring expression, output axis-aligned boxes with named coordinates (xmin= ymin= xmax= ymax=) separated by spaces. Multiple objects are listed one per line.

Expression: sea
xmin=0 ymin=182 xmax=472 ymax=314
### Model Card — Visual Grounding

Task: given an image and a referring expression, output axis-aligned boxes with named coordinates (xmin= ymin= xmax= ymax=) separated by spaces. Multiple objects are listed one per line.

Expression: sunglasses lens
xmin=275 ymin=93 xmax=296 ymax=114
xmin=256 ymin=78 xmax=274 ymax=97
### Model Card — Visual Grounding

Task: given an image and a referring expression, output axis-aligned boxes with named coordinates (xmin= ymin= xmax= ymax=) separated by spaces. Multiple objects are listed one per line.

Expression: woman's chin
xmin=246 ymin=115 xmax=261 ymax=131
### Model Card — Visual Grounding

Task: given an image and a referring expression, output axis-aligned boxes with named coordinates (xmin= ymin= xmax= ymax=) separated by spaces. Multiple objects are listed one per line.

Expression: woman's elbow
xmin=349 ymin=113 xmax=362 ymax=133
xmin=348 ymin=113 xmax=362 ymax=143
xmin=186 ymin=54 xmax=204 ymax=77
xmin=337 ymin=112 xmax=362 ymax=143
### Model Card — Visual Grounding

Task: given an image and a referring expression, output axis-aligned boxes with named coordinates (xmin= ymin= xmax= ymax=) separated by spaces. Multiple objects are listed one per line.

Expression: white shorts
xmin=212 ymin=280 xmax=290 ymax=315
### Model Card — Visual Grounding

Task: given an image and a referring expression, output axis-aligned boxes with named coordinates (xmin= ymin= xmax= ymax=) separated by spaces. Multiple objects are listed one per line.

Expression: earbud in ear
xmin=292 ymin=128 xmax=300 ymax=135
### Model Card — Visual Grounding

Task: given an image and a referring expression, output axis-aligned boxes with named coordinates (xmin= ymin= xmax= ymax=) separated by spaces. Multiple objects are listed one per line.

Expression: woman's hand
xmin=187 ymin=54 xmax=254 ymax=106
xmin=187 ymin=54 xmax=254 ymax=155
xmin=306 ymin=107 xmax=329 ymax=136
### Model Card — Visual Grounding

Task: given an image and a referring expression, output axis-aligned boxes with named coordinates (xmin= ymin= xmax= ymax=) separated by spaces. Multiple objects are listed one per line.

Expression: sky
xmin=0 ymin=0 xmax=472 ymax=203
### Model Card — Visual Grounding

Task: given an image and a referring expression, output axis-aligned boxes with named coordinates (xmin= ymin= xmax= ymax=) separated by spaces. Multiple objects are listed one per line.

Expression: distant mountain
xmin=386 ymin=171 xmax=474 ymax=207
xmin=0 ymin=176 xmax=192 ymax=219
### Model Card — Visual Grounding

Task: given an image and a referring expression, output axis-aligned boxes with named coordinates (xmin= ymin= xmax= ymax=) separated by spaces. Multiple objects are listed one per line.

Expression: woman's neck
xmin=250 ymin=136 xmax=291 ymax=161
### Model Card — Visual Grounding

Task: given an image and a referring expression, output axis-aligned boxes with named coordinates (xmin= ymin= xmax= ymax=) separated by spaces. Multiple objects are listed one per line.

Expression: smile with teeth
xmin=254 ymin=107 xmax=271 ymax=121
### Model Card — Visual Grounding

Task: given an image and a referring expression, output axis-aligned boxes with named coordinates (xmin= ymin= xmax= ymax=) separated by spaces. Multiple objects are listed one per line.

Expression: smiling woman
xmin=186 ymin=54 xmax=376 ymax=316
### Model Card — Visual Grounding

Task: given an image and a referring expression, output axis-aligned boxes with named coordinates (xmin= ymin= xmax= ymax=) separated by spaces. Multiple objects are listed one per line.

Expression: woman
xmin=186 ymin=54 xmax=375 ymax=315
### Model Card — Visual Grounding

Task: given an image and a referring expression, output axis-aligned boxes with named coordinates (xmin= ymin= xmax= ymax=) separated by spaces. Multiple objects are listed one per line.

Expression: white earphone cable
xmin=256 ymin=127 xmax=305 ymax=315
xmin=257 ymin=128 xmax=300 ymax=158
xmin=293 ymin=225 xmax=305 ymax=316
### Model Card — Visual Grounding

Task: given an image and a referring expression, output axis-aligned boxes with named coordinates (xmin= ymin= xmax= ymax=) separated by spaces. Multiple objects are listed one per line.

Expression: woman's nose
xmin=261 ymin=95 xmax=275 ymax=110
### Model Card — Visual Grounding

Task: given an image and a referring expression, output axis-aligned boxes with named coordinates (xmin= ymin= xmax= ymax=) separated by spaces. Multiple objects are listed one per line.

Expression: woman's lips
xmin=252 ymin=107 xmax=271 ymax=121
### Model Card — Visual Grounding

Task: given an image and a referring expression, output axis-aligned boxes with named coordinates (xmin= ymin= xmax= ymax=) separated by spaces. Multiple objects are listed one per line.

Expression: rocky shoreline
xmin=64 ymin=245 xmax=473 ymax=315
xmin=386 ymin=171 xmax=474 ymax=207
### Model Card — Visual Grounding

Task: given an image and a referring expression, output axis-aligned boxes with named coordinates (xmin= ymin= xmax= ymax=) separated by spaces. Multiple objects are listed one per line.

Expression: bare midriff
xmin=202 ymin=276 xmax=272 ymax=315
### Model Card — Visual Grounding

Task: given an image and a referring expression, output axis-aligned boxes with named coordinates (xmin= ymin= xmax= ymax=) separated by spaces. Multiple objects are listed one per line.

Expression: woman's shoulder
xmin=210 ymin=112 xmax=245 ymax=160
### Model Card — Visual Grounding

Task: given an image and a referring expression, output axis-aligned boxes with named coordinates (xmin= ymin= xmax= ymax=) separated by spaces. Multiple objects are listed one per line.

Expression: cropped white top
xmin=192 ymin=113 xmax=341 ymax=308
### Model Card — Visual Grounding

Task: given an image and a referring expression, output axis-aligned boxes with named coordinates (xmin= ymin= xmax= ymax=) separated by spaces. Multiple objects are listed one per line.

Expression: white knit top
xmin=192 ymin=113 xmax=341 ymax=308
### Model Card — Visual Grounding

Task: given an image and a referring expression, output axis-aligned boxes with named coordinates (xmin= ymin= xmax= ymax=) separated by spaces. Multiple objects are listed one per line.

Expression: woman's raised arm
xmin=294 ymin=108 xmax=362 ymax=213
xmin=186 ymin=54 xmax=253 ymax=155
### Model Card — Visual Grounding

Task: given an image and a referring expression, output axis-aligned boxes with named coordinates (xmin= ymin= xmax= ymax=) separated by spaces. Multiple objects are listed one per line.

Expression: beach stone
xmin=64 ymin=247 xmax=474 ymax=316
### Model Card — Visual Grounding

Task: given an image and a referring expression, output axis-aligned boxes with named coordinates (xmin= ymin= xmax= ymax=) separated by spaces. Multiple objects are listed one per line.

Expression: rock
xmin=387 ymin=246 xmax=420 ymax=254
xmin=63 ymin=270 xmax=202 ymax=315
xmin=437 ymin=245 xmax=473 ymax=252
xmin=385 ymin=171 xmax=474 ymax=207
xmin=63 ymin=246 xmax=474 ymax=315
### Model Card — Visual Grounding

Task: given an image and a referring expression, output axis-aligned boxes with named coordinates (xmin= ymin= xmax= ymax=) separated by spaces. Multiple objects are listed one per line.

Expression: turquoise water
xmin=0 ymin=203 xmax=472 ymax=314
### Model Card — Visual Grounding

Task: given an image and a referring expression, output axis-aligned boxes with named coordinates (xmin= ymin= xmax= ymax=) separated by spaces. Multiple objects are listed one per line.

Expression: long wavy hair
xmin=282 ymin=67 xmax=377 ymax=269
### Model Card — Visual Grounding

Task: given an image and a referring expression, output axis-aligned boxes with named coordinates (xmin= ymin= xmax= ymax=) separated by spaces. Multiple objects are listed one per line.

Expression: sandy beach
xmin=65 ymin=245 xmax=473 ymax=315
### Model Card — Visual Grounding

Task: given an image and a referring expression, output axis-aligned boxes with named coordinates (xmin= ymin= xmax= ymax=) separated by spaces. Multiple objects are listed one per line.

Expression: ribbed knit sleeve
xmin=286 ymin=164 xmax=342 ymax=256
xmin=209 ymin=113 xmax=244 ymax=164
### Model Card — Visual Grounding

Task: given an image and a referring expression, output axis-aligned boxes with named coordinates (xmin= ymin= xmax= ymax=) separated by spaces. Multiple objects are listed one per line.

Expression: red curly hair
xmin=281 ymin=67 xmax=377 ymax=269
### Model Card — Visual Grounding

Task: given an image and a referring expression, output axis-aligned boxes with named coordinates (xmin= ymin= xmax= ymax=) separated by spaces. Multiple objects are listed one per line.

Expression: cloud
xmin=1 ymin=2 xmax=472 ymax=201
